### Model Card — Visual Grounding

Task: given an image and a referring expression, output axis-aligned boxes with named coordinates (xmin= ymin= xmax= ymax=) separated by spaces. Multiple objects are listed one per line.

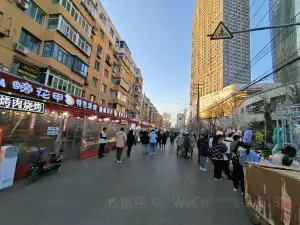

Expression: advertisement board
xmin=47 ymin=127 xmax=60 ymax=135
xmin=0 ymin=146 xmax=19 ymax=189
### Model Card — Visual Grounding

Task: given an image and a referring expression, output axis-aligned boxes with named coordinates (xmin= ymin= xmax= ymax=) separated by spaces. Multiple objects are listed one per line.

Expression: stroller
xmin=176 ymin=135 xmax=193 ymax=157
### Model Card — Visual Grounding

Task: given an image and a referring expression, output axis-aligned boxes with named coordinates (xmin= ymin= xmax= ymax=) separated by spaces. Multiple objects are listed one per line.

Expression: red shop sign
xmin=0 ymin=72 xmax=128 ymax=119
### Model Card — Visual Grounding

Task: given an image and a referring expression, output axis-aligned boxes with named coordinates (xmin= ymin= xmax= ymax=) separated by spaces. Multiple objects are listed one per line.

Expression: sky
xmin=101 ymin=0 xmax=273 ymax=126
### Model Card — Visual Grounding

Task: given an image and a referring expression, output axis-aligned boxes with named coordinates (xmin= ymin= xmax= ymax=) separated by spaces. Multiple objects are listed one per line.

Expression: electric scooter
xmin=28 ymin=148 xmax=64 ymax=183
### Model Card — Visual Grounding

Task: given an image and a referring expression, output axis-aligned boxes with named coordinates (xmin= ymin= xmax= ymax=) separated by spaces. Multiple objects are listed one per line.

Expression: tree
xmin=162 ymin=112 xmax=172 ymax=129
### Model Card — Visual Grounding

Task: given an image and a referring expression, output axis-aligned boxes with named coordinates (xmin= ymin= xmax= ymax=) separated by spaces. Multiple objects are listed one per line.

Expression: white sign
xmin=130 ymin=123 xmax=136 ymax=129
xmin=47 ymin=127 xmax=60 ymax=135
xmin=0 ymin=94 xmax=45 ymax=113
xmin=0 ymin=146 xmax=19 ymax=190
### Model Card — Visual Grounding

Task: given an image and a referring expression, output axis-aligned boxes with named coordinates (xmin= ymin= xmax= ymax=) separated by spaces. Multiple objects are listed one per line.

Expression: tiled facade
xmin=0 ymin=0 xmax=143 ymax=118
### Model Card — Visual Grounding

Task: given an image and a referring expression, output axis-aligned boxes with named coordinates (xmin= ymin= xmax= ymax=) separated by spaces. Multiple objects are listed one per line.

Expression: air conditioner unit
xmin=97 ymin=52 xmax=102 ymax=58
xmin=16 ymin=0 xmax=29 ymax=10
xmin=0 ymin=65 xmax=9 ymax=73
xmin=15 ymin=43 xmax=29 ymax=55
xmin=112 ymin=68 xmax=116 ymax=73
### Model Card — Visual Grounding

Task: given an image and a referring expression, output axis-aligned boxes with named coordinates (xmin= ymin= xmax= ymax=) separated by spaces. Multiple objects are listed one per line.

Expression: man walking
xmin=116 ymin=127 xmax=127 ymax=163
xmin=98 ymin=128 xmax=107 ymax=158
xmin=149 ymin=129 xmax=158 ymax=156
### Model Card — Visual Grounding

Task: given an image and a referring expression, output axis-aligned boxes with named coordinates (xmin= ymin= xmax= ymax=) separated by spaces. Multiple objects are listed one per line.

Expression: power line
xmin=199 ymin=48 xmax=300 ymax=115
xmin=250 ymin=0 xmax=268 ymax=22
xmin=254 ymin=0 xmax=279 ymax=28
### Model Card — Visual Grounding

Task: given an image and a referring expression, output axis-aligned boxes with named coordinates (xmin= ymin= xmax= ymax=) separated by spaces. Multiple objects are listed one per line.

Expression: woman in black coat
xmin=161 ymin=132 xmax=167 ymax=149
xmin=141 ymin=131 xmax=150 ymax=155
xmin=126 ymin=130 xmax=136 ymax=157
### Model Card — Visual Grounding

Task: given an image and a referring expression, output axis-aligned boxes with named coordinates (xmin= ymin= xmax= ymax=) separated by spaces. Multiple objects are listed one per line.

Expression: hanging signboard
xmin=17 ymin=62 xmax=40 ymax=80
xmin=0 ymin=94 xmax=44 ymax=113
xmin=120 ymin=119 xmax=128 ymax=125
xmin=0 ymin=146 xmax=19 ymax=190
xmin=0 ymin=72 xmax=129 ymax=119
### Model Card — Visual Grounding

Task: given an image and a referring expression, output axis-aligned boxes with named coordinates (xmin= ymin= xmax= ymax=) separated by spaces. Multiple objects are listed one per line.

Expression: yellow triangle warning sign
xmin=210 ymin=21 xmax=233 ymax=40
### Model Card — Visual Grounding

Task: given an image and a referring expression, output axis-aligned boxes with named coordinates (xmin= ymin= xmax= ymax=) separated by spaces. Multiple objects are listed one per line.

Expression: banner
xmin=0 ymin=146 xmax=19 ymax=189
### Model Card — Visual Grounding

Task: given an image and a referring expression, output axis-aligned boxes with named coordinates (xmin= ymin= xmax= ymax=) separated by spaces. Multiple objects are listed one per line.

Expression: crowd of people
xmin=98 ymin=126 xmax=299 ymax=193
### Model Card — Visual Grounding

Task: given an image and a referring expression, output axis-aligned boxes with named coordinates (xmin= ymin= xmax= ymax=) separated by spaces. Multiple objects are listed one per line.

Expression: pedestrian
xmin=222 ymin=133 xmax=233 ymax=180
xmin=270 ymin=145 xmax=300 ymax=168
xmin=156 ymin=130 xmax=161 ymax=148
xmin=161 ymin=132 xmax=167 ymax=149
xmin=183 ymin=133 xmax=191 ymax=158
xmin=212 ymin=134 xmax=227 ymax=180
xmin=231 ymin=136 xmax=244 ymax=192
xmin=190 ymin=134 xmax=197 ymax=155
xmin=197 ymin=133 xmax=209 ymax=171
xmin=141 ymin=131 xmax=150 ymax=155
xmin=98 ymin=127 xmax=107 ymax=158
xmin=149 ymin=129 xmax=158 ymax=156
xmin=170 ymin=133 xmax=175 ymax=146
xmin=126 ymin=130 xmax=136 ymax=157
xmin=230 ymin=132 xmax=241 ymax=153
xmin=115 ymin=127 xmax=127 ymax=163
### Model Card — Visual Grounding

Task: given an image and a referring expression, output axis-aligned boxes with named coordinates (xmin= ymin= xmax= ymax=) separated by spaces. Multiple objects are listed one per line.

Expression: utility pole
xmin=183 ymin=108 xmax=187 ymax=130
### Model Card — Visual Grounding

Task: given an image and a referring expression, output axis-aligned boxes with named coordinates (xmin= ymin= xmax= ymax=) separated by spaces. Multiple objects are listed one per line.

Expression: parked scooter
xmin=28 ymin=148 xmax=64 ymax=183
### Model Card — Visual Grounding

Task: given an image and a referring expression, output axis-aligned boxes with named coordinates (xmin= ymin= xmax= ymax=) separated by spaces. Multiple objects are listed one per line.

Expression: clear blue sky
xmin=101 ymin=0 xmax=272 ymax=126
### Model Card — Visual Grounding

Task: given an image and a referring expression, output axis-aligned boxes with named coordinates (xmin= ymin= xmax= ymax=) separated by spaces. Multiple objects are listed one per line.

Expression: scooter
xmin=28 ymin=148 xmax=64 ymax=183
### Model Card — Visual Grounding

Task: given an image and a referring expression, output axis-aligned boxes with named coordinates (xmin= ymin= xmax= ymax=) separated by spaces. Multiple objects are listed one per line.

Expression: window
xmin=43 ymin=41 xmax=73 ymax=68
xmin=82 ymin=90 xmax=86 ymax=98
xmin=47 ymin=70 xmax=82 ymax=97
xmin=90 ymin=94 xmax=96 ymax=102
xmin=19 ymin=29 xmax=41 ymax=54
xmin=52 ymin=0 xmax=91 ymax=35
xmin=28 ymin=1 xmax=46 ymax=26
xmin=94 ymin=60 xmax=100 ymax=71
xmin=100 ymin=29 xmax=104 ymax=39
xmin=101 ymin=99 xmax=105 ymax=106
xmin=110 ymin=28 xmax=114 ymax=37
xmin=108 ymin=102 xmax=113 ymax=108
xmin=72 ymin=57 xmax=88 ymax=77
xmin=102 ymin=84 xmax=107 ymax=93
xmin=97 ymin=45 xmax=102 ymax=54
xmin=92 ymin=77 xmax=98 ymax=88
xmin=109 ymin=41 xmax=112 ymax=50
xmin=104 ymin=69 xmax=109 ymax=78
xmin=48 ymin=15 xmax=59 ymax=29
xmin=111 ymin=75 xmax=115 ymax=83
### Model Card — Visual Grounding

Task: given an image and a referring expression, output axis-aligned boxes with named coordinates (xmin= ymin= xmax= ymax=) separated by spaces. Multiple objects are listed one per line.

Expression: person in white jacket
xmin=115 ymin=127 xmax=127 ymax=163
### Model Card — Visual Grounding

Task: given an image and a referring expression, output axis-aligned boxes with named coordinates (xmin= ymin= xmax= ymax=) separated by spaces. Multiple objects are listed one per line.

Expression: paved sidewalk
xmin=0 ymin=143 xmax=250 ymax=225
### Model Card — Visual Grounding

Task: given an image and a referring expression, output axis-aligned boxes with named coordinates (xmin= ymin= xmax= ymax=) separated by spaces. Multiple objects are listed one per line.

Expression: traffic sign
xmin=210 ymin=21 xmax=233 ymax=40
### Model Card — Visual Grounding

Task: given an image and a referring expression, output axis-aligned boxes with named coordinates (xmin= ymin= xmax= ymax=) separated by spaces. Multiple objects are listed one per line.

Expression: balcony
xmin=80 ymin=0 xmax=97 ymax=19
xmin=0 ymin=10 xmax=12 ymax=38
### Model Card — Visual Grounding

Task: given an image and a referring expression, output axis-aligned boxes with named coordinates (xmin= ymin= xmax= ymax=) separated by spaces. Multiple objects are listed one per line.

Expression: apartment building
xmin=0 ymin=0 xmax=143 ymax=116
xmin=140 ymin=93 xmax=162 ymax=127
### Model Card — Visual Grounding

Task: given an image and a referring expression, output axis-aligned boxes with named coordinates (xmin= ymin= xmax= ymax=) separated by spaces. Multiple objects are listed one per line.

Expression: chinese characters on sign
xmin=0 ymin=75 xmax=129 ymax=118
xmin=0 ymin=94 xmax=45 ymax=113
xmin=47 ymin=127 xmax=60 ymax=136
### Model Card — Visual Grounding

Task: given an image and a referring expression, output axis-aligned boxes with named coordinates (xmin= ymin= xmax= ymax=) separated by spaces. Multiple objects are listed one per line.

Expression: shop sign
xmin=142 ymin=121 xmax=149 ymax=126
xmin=17 ymin=62 xmax=40 ymax=80
xmin=120 ymin=119 xmax=128 ymax=125
xmin=0 ymin=94 xmax=44 ymax=113
xmin=0 ymin=73 xmax=129 ymax=118
xmin=47 ymin=127 xmax=59 ymax=136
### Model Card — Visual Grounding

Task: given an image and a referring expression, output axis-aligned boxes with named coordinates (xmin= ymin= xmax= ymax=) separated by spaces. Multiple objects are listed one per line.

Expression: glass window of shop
xmin=47 ymin=70 xmax=82 ymax=97
xmin=19 ymin=29 xmax=41 ymax=54
xmin=28 ymin=1 xmax=46 ymax=26
xmin=51 ymin=0 xmax=91 ymax=35
xmin=0 ymin=110 xmax=85 ymax=166
xmin=11 ymin=60 xmax=45 ymax=84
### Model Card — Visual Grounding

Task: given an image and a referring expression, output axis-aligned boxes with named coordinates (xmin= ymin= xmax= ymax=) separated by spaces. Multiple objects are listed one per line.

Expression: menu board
xmin=0 ymin=146 xmax=19 ymax=189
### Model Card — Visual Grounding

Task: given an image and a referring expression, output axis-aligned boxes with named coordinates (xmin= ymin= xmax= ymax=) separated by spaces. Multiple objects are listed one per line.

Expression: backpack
xmin=219 ymin=143 xmax=227 ymax=153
